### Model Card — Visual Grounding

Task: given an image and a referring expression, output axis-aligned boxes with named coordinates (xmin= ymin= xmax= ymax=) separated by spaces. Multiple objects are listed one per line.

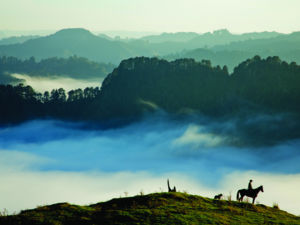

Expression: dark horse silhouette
xmin=236 ymin=185 xmax=264 ymax=204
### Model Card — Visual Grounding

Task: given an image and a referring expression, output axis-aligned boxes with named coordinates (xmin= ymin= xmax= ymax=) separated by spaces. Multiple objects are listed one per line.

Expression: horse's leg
xmin=240 ymin=194 xmax=244 ymax=202
xmin=252 ymin=197 xmax=256 ymax=204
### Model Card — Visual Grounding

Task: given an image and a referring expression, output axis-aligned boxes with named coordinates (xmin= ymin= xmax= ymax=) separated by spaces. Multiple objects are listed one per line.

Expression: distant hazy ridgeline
xmin=1 ymin=28 xmax=297 ymax=68
xmin=0 ymin=29 xmax=145 ymax=64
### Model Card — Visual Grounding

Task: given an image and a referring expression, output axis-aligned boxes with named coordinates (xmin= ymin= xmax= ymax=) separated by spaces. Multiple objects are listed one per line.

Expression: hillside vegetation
xmin=0 ymin=55 xmax=115 ymax=82
xmin=1 ymin=56 xmax=300 ymax=146
xmin=98 ymin=56 xmax=300 ymax=118
xmin=1 ymin=192 xmax=299 ymax=225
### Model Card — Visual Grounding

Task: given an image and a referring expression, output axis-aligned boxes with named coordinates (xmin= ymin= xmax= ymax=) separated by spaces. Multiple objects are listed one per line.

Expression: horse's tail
xmin=236 ymin=190 xmax=240 ymax=201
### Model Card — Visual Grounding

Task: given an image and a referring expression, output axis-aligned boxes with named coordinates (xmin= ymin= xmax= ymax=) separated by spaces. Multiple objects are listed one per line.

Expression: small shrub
xmin=140 ymin=190 xmax=144 ymax=196
xmin=244 ymin=197 xmax=250 ymax=203
xmin=0 ymin=208 xmax=8 ymax=216
xmin=273 ymin=202 xmax=279 ymax=210
xmin=227 ymin=191 xmax=232 ymax=201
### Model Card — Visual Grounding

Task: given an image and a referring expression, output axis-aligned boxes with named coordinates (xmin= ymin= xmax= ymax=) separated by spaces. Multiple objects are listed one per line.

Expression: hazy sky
xmin=1 ymin=0 xmax=300 ymax=35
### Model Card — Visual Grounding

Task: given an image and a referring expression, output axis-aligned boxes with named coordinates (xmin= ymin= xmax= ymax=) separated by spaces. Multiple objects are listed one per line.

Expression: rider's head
xmin=250 ymin=179 xmax=253 ymax=182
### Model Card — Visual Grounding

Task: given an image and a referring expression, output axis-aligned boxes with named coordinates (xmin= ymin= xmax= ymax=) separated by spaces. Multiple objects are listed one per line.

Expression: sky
xmin=1 ymin=0 xmax=300 ymax=36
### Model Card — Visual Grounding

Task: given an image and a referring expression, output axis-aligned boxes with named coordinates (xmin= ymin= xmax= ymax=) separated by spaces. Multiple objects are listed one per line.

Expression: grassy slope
xmin=1 ymin=192 xmax=300 ymax=225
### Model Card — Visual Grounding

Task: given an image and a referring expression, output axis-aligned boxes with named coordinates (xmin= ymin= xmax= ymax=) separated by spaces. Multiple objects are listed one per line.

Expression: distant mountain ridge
xmin=164 ymin=31 xmax=300 ymax=71
xmin=140 ymin=29 xmax=281 ymax=44
xmin=0 ymin=28 xmax=292 ymax=65
xmin=140 ymin=32 xmax=199 ymax=43
xmin=212 ymin=31 xmax=300 ymax=52
xmin=0 ymin=28 xmax=144 ymax=64
xmin=181 ymin=29 xmax=282 ymax=47
xmin=0 ymin=35 xmax=40 ymax=45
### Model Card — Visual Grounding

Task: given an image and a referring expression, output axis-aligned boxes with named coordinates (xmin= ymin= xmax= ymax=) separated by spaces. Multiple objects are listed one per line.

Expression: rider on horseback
xmin=248 ymin=179 xmax=253 ymax=190
xmin=237 ymin=182 xmax=264 ymax=204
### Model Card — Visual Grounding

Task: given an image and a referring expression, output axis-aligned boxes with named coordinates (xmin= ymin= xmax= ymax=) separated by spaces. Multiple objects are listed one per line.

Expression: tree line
xmin=0 ymin=84 xmax=101 ymax=124
xmin=0 ymin=56 xmax=299 ymax=125
xmin=0 ymin=55 xmax=115 ymax=80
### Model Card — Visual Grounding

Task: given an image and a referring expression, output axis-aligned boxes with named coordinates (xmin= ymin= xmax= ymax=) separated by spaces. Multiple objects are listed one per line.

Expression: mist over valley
xmin=0 ymin=53 xmax=300 ymax=217
xmin=1 ymin=114 xmax=300 ymax=215
xmin=10 ymin=73 xmax=102 ymax=93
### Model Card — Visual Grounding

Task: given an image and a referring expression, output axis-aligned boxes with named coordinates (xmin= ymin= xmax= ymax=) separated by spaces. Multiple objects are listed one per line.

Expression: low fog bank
xmin=0 ymin=114 xmax=300 ymax=214
xmin=1 ymin=111 xmax=299 ymax=148
xmin=1 ymin=156 xmax=300 ymax=215
xmin=11 ymin=73 xmax=102 ymax=93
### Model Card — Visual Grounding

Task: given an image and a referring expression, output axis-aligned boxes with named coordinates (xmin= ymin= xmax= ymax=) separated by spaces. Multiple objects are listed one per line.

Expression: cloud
xmin=1 ymin=115 xmax=300 ymax=215
xmin=0 ymin=150 xmax=51 ymax=171
xmin=173 ymin=124 xmax=224 ymax=148
xmin=1 ymin=152 xmax=300 ymax=215
xmin=0 ymin=151 xmax=206 ymax=214
xmin=138 ymin=99 xmax=159 ymax=110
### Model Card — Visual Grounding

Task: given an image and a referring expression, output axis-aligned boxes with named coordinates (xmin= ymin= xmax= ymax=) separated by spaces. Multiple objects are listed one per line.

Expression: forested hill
xmin=97 ymin=57 xmax=230 ymax=118
xmin=97 ymin=56 xmax=300 ymax=118
xmin=164 ymin=32 xmax=300 ymax=72
xmin=1 ymin=56 xmax=300 ymax=124
xmin=0 ymin=55 xmax=115 ymax=82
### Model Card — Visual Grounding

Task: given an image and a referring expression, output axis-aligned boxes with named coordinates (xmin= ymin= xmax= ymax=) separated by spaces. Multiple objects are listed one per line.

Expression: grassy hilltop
xmin=1 ymin=192 xmax=300 ymax=225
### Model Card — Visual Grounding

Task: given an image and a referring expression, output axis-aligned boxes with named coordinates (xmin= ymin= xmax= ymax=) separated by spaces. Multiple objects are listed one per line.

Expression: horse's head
xmin=260 ymin=185 xmax=264 ymax=192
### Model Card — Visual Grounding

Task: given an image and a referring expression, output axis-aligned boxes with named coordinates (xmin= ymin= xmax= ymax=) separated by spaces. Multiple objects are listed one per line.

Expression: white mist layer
xmin=11 ymin=73 xmax=102 ymax=93
xmin=0 ymin=118 xmax=300 ymax=215
xmin=1 ymin=155 xmax=300 ymax=215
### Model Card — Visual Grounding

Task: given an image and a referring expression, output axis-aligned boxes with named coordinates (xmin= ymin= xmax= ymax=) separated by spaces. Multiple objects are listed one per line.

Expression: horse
xmin=236 ymin=185 xmax=264 ymax=204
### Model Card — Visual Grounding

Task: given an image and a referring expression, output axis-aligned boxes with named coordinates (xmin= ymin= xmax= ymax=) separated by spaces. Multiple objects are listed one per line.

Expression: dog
xmin=214 ymin=194 xmax=223 ymax=200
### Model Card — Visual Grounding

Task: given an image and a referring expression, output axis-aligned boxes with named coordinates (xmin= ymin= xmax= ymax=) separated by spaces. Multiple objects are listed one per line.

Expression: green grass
xmin=1 ymin=192 xmax=300 ymax=224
